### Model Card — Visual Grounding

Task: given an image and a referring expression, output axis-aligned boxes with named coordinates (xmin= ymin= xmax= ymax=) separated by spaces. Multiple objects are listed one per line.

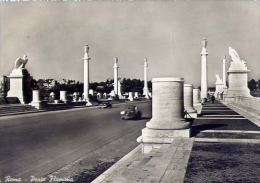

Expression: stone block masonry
xmin=137 ymin=77 xmax=190 ymax=154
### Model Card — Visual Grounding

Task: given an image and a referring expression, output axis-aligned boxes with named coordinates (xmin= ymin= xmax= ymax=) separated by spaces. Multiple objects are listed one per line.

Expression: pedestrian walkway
xmin=93 ymin=137 xmax=194 ymax=183
xmin=93 ymin=100 xmax=260 ymax=183
xmin=0 ymin=104 xmax=46 ymax=116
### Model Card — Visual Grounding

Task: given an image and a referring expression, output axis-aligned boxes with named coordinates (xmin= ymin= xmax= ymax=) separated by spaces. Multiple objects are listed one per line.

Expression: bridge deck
xmin=92 ymin=100 xmax=260 ymax=183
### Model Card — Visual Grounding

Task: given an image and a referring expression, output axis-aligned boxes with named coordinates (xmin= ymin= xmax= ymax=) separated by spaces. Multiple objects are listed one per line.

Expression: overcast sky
xmin=0 ymin=1 xmax=259 ymax=87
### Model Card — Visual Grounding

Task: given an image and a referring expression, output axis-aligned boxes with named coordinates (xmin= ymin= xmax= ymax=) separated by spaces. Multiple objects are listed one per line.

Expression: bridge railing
xmin=235 ymin=96 xmax=260 ymax=111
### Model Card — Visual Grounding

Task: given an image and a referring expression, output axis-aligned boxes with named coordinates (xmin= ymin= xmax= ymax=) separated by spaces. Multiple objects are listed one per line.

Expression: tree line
xmin=37 ymin=78 xmax=152 ymax=98
xmin=248 ymin=79 xmax=260 ymax=91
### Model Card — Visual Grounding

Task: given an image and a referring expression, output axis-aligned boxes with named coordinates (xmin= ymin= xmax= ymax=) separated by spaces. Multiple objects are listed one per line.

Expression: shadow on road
xmin=122 ymin=117 xmax=151 ymax=122
xmin=140 ymin=117 xmax=151 ymax=120
xmin=191 ymin=124 xmax=228 ymax=137
xmin=200 ymin=112 xmax=219 ymax=116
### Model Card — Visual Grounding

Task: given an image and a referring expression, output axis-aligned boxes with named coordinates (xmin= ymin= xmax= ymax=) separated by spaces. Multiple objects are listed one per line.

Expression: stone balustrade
xmin=235 ymin=96 xmax=260 ymax=111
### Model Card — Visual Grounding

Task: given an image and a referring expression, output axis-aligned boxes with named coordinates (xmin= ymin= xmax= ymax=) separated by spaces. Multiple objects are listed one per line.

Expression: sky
xmin=0 ymin=1 xmax=259 ymax=88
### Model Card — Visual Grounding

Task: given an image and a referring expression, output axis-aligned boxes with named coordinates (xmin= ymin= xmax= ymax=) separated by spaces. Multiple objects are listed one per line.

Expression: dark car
xmin=120 ymin=105 xmax=142 ymax=120
xmin=99 ymin=101 xmax=112 ymax=109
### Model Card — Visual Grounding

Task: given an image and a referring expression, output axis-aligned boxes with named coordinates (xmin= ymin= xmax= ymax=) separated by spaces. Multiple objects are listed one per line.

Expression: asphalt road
xmin=0 ymin=100 xmax=151 ymax=181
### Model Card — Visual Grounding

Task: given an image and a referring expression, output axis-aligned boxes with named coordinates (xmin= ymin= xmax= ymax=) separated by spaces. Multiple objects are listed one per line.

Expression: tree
xmin=148 ymin=81 xmax=152 ymax=92
xmin=248 ymin=79 xmax=257 ymax=91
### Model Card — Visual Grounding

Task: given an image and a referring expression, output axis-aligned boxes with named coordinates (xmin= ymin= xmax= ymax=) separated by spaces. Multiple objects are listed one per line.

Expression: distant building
xmin=37 ymin=79 xmax=57 ymax=89
xmin=208 ymin=87 xmax=216 ymax=96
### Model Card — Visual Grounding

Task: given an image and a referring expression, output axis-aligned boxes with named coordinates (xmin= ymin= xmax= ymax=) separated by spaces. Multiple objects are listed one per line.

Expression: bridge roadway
xmin=0 ymin=100 xmax=152 ymax=182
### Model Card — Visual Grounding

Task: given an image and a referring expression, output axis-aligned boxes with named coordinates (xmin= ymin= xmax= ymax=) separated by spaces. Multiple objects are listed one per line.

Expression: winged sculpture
xmin=14 ymin=55 xmax=28 ymax=69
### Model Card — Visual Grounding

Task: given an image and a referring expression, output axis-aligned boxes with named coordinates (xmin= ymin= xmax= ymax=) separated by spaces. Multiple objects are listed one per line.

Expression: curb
xmin=91 ymin=145 xmax=142 ymax=183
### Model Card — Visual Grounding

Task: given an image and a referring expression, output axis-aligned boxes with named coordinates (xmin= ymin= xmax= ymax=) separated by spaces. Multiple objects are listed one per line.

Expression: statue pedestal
xmin=7 ymin=68 xmax=32 ymax=104
xmin=215 ymin=82 xmax=224 ymax=99
xmin=86 ymin=100 xmax=92 ymax=106
xmin=30 ymin=90 xmax=42 ymax=109
xmin=224 ymin=61 xmax=251 ymax=102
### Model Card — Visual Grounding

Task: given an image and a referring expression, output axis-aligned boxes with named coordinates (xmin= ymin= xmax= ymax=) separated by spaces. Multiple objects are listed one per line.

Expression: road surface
xmin=0 ymin=100 xmax=151 ymax=181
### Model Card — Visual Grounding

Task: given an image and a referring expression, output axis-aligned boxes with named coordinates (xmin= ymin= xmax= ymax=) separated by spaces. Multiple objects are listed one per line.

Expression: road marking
xmin=202 ymin=115 xmax=242 ymax=117
xmin=198 ymin=130 xmax=260 ymax=134
xmin=198 ymin=117 xmax=246 ymax=119
xmin=195 ymin=138 xmax=260 ymax=143
xmin=202 ymin=105 xmax=225 ymax=107
xmin=203 ymin=107 xmax=229 ymax=108
xmin=202 ymin=110 xmax=232 ymax=111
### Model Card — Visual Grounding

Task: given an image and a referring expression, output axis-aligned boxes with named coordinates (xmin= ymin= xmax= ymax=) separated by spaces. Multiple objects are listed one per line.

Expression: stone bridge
xmin=93 ymin=99 xmax=260 ymax=183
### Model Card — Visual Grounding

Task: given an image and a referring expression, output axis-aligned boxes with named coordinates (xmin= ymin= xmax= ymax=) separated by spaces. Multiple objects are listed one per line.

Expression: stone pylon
xmin=60 ymin=91 xmax=67 ymax=103
xmin=82 ymin=44 xmax=92 ymax=106
xmin=200 ymin=38 xmax=209 ymax=102
xmin=222 ymin=55 xmax=228 ymax=98
xmin=184 ymin=84 xmax=197 ymax=118
xmin=193 ymin=88 xmax=201 ymax=105
xmin=137 ymin=77 xmax=190 ymax=154
xmin=113 ymin=57 xmax=119 ymax=95
xmin=193 ymin=88 xmax=202 ymax=114
xmin=118 ymin=76 xmax=123 ymax=98
xmin=143 ymin=58 xmax=149 ymax=99
xmin=29 ymin=90 xmax=41 ymax=109
xmin=222 ymin=55 xmax=227 ymax=87
xmin=128 ymin=92 xmax=134 ymax=101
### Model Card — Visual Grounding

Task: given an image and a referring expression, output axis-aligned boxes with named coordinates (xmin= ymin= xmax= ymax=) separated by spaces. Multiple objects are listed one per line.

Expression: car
xmin=99 ymin=101 xmax=112 ymax=109
xmin=120 ymin=105 xmax=142 ymax=120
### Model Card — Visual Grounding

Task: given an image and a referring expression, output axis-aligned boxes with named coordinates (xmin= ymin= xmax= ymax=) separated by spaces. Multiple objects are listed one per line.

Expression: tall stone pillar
xmin=222 ymin=55 xmax=228 ymax=98
xmin=222 ymin=55 xmax=227 ymax=86
xmin=137 ymin=77 xmax=190 ymax=154
xmin=113 ymin=57 xmax=119 ymax=95
xmin=143 ymin=58 xmax=149 ymax=99
xmin=118 ymin=76 xmax=122 ymax=98
xmin=82 ymin=44 xmax=92 ymax=106
xmin=200 ymin=38 xmax=209 ymax=102
xmin=29 ymin=90 xmax=42 ymax=109
xmin=184 ymin=84 xmax=197 ymax=118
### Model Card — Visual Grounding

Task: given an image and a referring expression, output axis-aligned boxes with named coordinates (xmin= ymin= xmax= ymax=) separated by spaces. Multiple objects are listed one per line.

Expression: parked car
xmin=99 ymin=101 xmax=112 ymax=109
xmin=120 ymin=105 xmax=142 ymax=120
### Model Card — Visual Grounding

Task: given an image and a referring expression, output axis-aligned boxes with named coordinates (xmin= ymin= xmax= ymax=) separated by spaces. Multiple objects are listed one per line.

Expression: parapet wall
xmin=235 ymin=96 xmax=260 ymax=111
